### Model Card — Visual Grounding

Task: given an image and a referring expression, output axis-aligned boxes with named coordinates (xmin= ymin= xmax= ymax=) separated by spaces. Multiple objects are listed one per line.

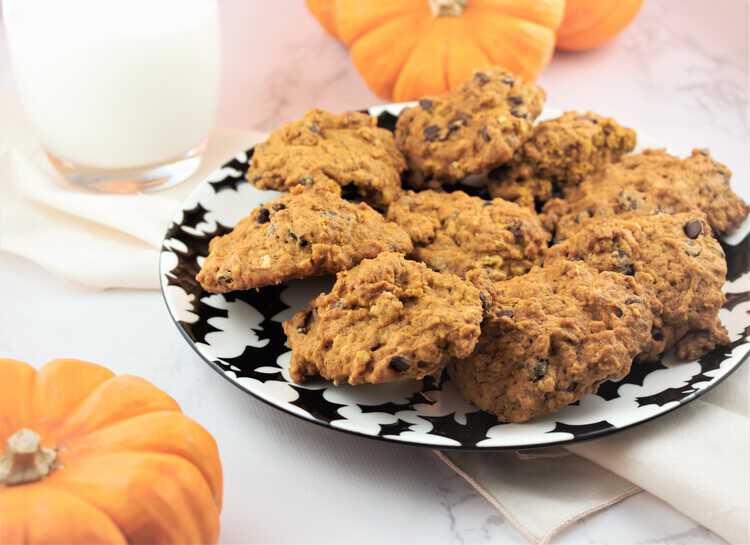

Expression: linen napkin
xmin=439 ymin=364 xmax=749 ymax=545
xmin=1 ymin=90 xmax=748 ymax=545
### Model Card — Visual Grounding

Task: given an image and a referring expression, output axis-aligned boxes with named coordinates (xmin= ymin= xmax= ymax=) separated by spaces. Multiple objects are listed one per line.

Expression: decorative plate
xmin=159 ymin=104 xmax=750 ymax=450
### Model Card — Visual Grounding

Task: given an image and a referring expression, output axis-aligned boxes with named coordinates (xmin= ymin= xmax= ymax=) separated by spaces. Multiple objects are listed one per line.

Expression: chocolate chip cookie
xmin=196 ymin=185 xmax=412 ymax=293
xmin=284 ymin=252 xmax=483 ymax=385
xmin=488 ymin=111 xmax=637 ymax=208
xmin=395 ymin=68 xmax=545 ymax=186
xmin=547 ymin=213 xmax=728 ymax=361
xmin=386 ymin=190 xmax=549 ymax=285
xmin=543 ymin=149 xmax=749 ymax=240
xmin=451 ymin=258 xmax=658 ymax=423
xmin=247 ymin=108 xmax=406 ymax=207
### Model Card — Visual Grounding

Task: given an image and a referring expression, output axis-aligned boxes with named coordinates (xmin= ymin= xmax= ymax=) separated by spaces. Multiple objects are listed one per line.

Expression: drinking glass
xmin=3 ymin=0 xmax=221 ymax=193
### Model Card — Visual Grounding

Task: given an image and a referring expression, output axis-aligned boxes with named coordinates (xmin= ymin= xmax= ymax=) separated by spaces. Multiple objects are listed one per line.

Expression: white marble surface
xmin=0 ymin=0 xmax=746 ymax=543
xmin=0 ymin=253 xmax=728 ymax=545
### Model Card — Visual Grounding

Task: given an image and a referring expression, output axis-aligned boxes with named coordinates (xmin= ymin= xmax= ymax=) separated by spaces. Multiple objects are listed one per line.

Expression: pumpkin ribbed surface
xmin=307 ymin=0 xmax=565 ymax=101
xmin=0 ymin=358 xmax=222 ymax=545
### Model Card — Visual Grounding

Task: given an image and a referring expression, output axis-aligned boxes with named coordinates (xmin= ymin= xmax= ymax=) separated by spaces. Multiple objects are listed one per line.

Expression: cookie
xmin=196 ymin=185 xmax=413 ymax=293
xmin=284 ymin=252 xmax=483 ymax=385
xmin=247 ymin=108 xmax=406 ymax=207
xmin=451 ymin=258 xmax=658 ymax=423
xmin=488 ymin=111 xmax=636 ymax=208
xmin=395 ymin=68 xmax=545 ymax=186
xmin=386 ymin=190 xmax=549 ymax=285
xmin=547 ymin=213 xmax=728 ymax=361
xmin=543 ymin=149 xmax=749 ymax=239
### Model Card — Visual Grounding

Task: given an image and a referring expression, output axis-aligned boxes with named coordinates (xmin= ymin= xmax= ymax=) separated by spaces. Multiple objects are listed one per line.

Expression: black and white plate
xmin=160 ymin=104 xmax=750 ymax=450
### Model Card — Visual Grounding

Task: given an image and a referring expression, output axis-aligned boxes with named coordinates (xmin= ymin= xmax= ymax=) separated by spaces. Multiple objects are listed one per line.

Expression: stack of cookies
xmin=196 ymin=67 xmax=749 ymax=423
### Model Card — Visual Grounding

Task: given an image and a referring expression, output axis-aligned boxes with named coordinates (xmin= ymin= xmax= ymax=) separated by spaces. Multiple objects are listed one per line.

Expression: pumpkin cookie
xmin=543 ymin=149 xmax=749 ymax=239
xmin=386 ymin=190 xmax=549 ymax=285
xmin=284 ymin=252 xmax=483 ymax=385
xmin=395 ymin=68 xmax=545 ymax=186
xmin=247 ymin=108 xmax=406 ymax=207
xmin=547 ymin=213 xmax=728 ymax=361
xmin=196 ymin=185 xmax=412 ymax=293
xmin=452 ymin=258 xmax=658 ymax=423
xmin=488 ymin=111 xmax=636 ymax=208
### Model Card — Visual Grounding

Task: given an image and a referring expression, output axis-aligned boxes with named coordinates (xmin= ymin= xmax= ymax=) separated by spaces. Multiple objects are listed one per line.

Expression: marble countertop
xmin=0 ymin=254 xmax=727 ymax=545
xmin=0 ymin=0 xmax=745 ymax=543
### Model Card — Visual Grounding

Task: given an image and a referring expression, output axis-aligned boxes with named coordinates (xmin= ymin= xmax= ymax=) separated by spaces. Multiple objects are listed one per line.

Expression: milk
xmin=4 ymin=0 xmax=220 ymax=169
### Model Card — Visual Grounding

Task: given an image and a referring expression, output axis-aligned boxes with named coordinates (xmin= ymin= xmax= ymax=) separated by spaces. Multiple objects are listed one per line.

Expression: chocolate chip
xmin=508 ymin=95 xmax=524 ymax=106
xmin=479 ymin=291 xmax=490 ymax=312
xmin=625 ymin=297 xmax=642 ymax=305
xmin=480 ymin=126 xmax=491 ymax=142
xmin=501 ymin=75 xmax=515 ymax=85
xmin=651 ymin=328 xmax=663 ymax=341
xmin=418 ymin=98 xmax=433 ymax=111
xmin=217 ymin=273 xmax=232 ymax=286
xmin=508 ymin=220 xmax=524 ymax=241
xmin=531 ymin=360 xmax=548 ymax=382
xmin=272 ymin=202 xmax=286 ymax=211
xmin=616 ymin=252 xmax=635 ymax=275
xmin=565 ymin=142 xmax=582 ymax=155
xmin=511 ymin=108 xmax=526 ymax=118
xmin=389 ymin=356 xmax=410 ymax=372
xmin=299 ymin=237 xmax=309 ymax=248
xmin=308 ymin=121 xmax=321 ymax=134
xmin=617 ymin=191 xmax=640 ymax=211
xmin=256 ymin=207 xmax=270 ymax=224
xmin=684 ymin=220 xmax=703 ymax=239
xmin=299 ymin=176 xmax=314 ymax=186
xmin=497 ymin=309 xmax=514 ymax=318
xmin=474 ymin=72 xmax=490 ymax=85
xmin=566 ymin=382 xmax=578 ymax=392
xmin=297 ymin=311 xmax=313 ymax=334
xmin=614 ymin=306 xmax=623 ymax=317
xmin=423 ymin=124 xmax=441 ymax=142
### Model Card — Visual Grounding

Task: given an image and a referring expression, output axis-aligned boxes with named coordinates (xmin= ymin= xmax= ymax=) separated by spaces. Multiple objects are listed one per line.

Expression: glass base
xmin=46 ymin=142 xmax=206 ymax=194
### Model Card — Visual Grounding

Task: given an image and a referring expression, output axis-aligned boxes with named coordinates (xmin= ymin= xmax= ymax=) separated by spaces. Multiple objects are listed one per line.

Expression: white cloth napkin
xmin=439 ymin=365 xmax=749 ymax=545
xmin=1 ymin=90 xmax=748 ymax=545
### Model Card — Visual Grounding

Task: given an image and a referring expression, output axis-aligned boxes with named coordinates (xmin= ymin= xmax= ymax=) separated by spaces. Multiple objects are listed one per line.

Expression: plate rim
xmin=159 ymin=103 xmax=750 ymax=451
xmin=159 ymin=276 xmax=750 ymax=451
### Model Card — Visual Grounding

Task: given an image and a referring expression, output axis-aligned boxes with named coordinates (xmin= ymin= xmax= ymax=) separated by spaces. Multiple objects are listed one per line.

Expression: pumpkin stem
xmin=428 ymin=0 xmax=467 ymax=17
xmin=0 ymin=429 xmax=57 ymax=486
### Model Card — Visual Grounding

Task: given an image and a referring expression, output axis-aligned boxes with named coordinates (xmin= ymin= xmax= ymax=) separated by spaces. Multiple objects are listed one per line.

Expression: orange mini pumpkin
xmin=556 ymin=0 xmax=644 ymax=51
xmin=0 ymin=358 xmax=222 ymax=545
xmin=307 ymin=0 xmax=565 ymax=102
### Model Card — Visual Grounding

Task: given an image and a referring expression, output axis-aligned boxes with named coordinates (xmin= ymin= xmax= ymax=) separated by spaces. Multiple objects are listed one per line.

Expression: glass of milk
xmin=3 ymin=0 xmax=221 ymax=193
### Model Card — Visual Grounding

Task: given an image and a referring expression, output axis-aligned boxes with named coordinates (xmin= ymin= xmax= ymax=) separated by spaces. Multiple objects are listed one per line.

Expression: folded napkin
xmin=439 ymin=365 xmax=749 ymax=544
xmin=1 ymin=90 xmax=747 ymax=545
